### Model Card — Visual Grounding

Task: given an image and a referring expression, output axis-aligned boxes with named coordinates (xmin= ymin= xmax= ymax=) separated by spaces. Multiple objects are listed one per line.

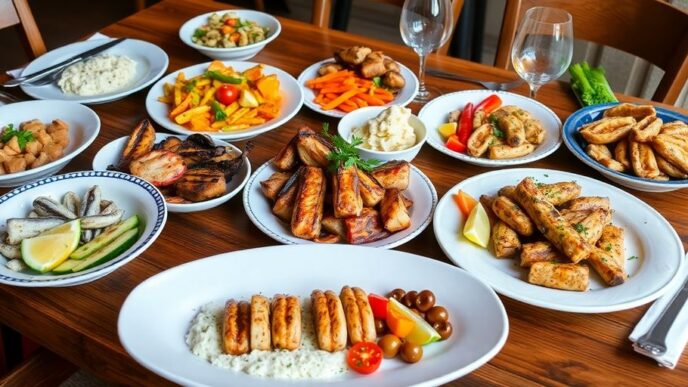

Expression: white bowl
xmin=0 ymin=100 xmax=100 ymax=188
xmin=0 ymin=170 xmax=167 ymax=287
xmin=179 ymin=10 xmax=281 ymax=61
xmin=145 ymin=61 xmax=303 ymax=142
xmin=337 ymin=106 xmax=427 ymax=162
xmin=418 ymin=90 xmax=562 ymax=167
xmin=92 ymin=133 xmax=251 ymax=213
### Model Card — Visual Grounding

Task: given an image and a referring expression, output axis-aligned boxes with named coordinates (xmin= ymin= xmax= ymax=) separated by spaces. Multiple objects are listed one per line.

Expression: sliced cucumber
xmin=52 ymin=259 xmax=80 ymax=274
xmin=70 ymin=215 xmax=139 ymax=260
xmin=72 ymin=229 xmax=139 ymax=273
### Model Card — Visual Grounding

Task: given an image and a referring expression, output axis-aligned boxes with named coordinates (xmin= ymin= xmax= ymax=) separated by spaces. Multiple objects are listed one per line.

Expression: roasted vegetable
xmin=118 ymin=119 xmax=156 ymax=169
xmin=569 ymin=62 xmax=618 ymax=106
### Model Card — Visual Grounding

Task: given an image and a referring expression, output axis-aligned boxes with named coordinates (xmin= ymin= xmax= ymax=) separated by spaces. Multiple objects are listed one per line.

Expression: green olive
xmin=400 ymin=341 xmax=423 ymax=363
xmin=378 ymin=334 xmax=402 ymax=358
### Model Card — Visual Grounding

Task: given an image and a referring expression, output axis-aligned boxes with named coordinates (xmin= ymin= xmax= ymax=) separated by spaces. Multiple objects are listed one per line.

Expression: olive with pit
xmin=401 ymin=290 xmax=418 ymax=308
xmin=415 ymin=290 xmax=436 ymax=312
xmin=426 ymin=306 xmax=449 ymax=324
xmin=400 ymin=341 xmax=423 ymax=363
xmin=433 ymin=321 xmax=453 ymax=340
xmin=378 ymin=334 xmax=402 ymax=358
xmin=374 ymin=318 xmax=387 ymax=335
xmin=388 ymin=288 xmax=406 ymax=301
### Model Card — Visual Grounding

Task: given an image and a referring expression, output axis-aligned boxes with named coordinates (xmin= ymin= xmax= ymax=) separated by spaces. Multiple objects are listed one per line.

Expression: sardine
xmin=80 ymin=186 xmax=101 ymax=242
xmin=6 ymin=217 xmax=66 ymax=245
xmin=0 ymin=234 xmax=21 ymax=259
xmin=80 ymin=209 xmax=124 ymax=229
xmin=62 ymin=192 xmax=81 ymax=216
xmin=33 ymin=197 xmax=77 ymax=219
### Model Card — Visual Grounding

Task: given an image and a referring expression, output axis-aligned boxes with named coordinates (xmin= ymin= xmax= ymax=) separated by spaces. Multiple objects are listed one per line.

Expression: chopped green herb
xmin=536 ymin=182 xmax=545 ymax=188
xmin=492 ymin=127 xmax=505 ymax=138
xmin=489 ymin=114 xmax=499 ymax=127
xmin=193 ymin=29 xmax=207 ymax=39
xmin=574 ymin=223 xmax=588 ymax=236
xmin=211 ymin=101 xmax=227 ymax=121
xmin=372 ymin=76 xmax=382 ymax=87
xmin=184 ymin=79 xmax=198 ymax=92
xmin=604 ymin=243 xmax=613 ymax=252
xmin=321 ymin=123 xmax=381 ymax=172
xmin=544 ymin=174 xmax=549 ymax=177
xmin=628 ymin=255 xmax=639 ymax=261
xmin=1 ymin=124 xmax=34 ymax=151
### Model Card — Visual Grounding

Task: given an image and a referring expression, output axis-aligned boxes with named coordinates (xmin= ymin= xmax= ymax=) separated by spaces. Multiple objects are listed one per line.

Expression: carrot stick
xmin=352 ymin=97 xmax=368 ymax=107
xmin=322 ymin=88 xmax=362 ymax=110
xmin=356 ymin=93 xmax=385 ymax=106
xmin=305 ymin=70 xmax=353 ymax=86
xmin=320 ymin=85 xmax=355 ymax=94
xmin=374 ymin=88 xmax=395 ymax=101
xmin=338 ymin=104 xmax=355 ymax=112
xmin=325 ymin=93 xmax=339 ymax=100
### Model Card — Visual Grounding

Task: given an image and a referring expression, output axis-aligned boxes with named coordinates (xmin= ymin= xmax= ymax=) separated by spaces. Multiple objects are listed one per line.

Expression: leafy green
xmin=372 ymin=76 xmax=382 ymax=87
xmin=569 ymin=61 xmax=618 ymax=106
xmin=193 ymin=29 xmax=207 ymax=39
xmin=1 ymin=124 xmax=34 ymax=151
xmin=204 ymin=71 xmax=243 ymax=84
xmin=321 ymin=123 xmax=381 ymax=172
xmin=211 ymin=101 xmax=227 ymax=121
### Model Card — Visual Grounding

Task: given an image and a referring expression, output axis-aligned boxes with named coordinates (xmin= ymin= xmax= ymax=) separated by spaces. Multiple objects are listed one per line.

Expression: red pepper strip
xmin=446 ymin=134 xmax=466 ymax=153
xmin=457 ymin=102 xmax=474 ymax=144
xmin=475 ymin=94 xmax=502 ymax=113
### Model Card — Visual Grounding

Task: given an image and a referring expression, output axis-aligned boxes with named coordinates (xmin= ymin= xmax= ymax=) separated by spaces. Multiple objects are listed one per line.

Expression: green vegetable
xmin=372 ymin=76 xmax=382 ymax=87
xmin=569 ymin=61 xmax=618 ymax=106
xmin=71 ymin=228 xmax=139 ymax=273
xmin=492 ymin=127 xmax=504 ymax=138
xmin=184 ymin=79 xmax=198 ymax=92
xmin=204 ymin=70 xmax=243 ymax=84
xmin=321 ymin=123 xmax=381 ymax=172
xmin=70 ymin=216 xmax=140 ymax=260
xmin=574 ymin=223 xmax=588 ymax=236
xmin=193 ymin=29 xmax=206 ymax=39
xmin=212 ymin=101 xmax=227 ymax=121
xmin=1 ymin=124 xmax=34 ymax=151
xmin=628 ymin=255 xmax=639 ymax=261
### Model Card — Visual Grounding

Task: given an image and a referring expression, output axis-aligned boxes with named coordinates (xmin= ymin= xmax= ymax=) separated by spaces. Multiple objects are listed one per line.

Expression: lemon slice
xmin=463 ymin=203 xmax=490 ymax=248
xmin=438 ymin=122 xmax=458 ymax=139
xmin=21 ymin=220 xmax=81 ymax=273
xmin=388 ymin=298 xmax=440 ymax=346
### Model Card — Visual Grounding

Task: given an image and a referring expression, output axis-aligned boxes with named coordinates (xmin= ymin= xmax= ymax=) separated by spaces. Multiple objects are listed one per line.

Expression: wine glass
xmin=511 ymin=7 xmax=573 ymax=99
xmin=400 ymin=0 xmax=453 ymax=103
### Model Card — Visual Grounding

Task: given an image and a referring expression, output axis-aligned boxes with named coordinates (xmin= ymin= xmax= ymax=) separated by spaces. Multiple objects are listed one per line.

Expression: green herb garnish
xmin=321 ymin=123 xmax=381 ymax=172
xmin=604 ymin=243 xmax=613 ymax=252
xmin=1 ymin=124 xmax=34 ymax=151
xmin=372 ymin=76 xmax=382 ymax=87
xmin=628 ymin=255 xmax=639 ymax=261
xmin=211 ymin=101 xmax=227 ymax=121
xmin=193 ymin=29 xmax=207 ymax=39
xmin=574 ymin=223 xmax=588 ymax=236
xmin=204 ymin=70 xmax=243 ymax=84
xmin=492 ymin=127 xmax=504 ymax=138
xmin=184 ymin=79 xmax=198 ymax=92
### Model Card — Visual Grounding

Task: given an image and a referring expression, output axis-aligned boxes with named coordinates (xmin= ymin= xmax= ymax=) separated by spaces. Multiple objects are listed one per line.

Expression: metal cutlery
xmin=2 ymin=38 xmax=126 ymax=88
xmin=427 ymin=68 xmax=524 ymax=91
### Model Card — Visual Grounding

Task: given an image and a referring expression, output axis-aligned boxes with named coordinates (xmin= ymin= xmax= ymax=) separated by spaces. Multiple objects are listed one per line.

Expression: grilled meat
xmin=271 ymin=295 xmax=301 ymax=351
xmin=295 ymin=127 xmax=333 ymax=168
xmin=356 ymin=168 xmax=385 ymax=207
xmin=174 ymin=168 xmax=226 ymax=202
xmin=371 ymin=160 xmax=410 ymax=190
xmin=272 ymin=169 xmax=302 ymax=222
xmin=332 ymin=166 xmax=363 ymax=218
xmin=344 ymin=208 xmax=389 ymax=244
xmin=118 ymin=119 xmax=156 ymax=169
xmin=273 ymin=137 xmax=298 ymax=171
xmin=291 ymin=166 xmax=326 ymax=240
xmin=321 ymin=214 xmax=346 ymax=238
xmin=380 ymin=189 xmax=411 ymax=232
xmin=261 ymin=172 xmax=292 ymax=201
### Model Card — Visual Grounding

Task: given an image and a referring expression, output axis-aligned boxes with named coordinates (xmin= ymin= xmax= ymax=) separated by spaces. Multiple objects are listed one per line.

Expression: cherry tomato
xmin=368 ymin=293 xmax=389 ymax=319
xmin=347 ymin=342 xmax=383 ymax=374
xmin=215 ymin=84 xmax=239 ymax=105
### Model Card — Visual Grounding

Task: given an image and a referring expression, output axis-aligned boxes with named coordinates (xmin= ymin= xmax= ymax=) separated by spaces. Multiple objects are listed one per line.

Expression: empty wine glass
xmin=400 ymin=0 xmax=453 ymax=103
xmin=511 ymin=7 xmax=573 ymax=99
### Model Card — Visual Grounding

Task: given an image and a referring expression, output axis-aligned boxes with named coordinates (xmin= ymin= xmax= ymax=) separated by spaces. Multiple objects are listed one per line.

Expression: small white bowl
xmin=0 ymin=100 xmax=100 ymax=188
xmin=179 ymin=10 xmax=281 ymax=61
xmin=337 ymin=106 xmax=427 ymax=162
xmin=92 ymin=133 xmax=251 ymax=213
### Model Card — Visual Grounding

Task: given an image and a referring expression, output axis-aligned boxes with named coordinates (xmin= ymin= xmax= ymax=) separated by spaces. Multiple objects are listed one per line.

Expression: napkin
xmin=6 ymin=32 xmax=110 ymax=78
xmin=629 ymin=253 xmax=688 ymax=369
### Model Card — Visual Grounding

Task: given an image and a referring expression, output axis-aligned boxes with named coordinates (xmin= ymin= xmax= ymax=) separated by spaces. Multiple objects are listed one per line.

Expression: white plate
xmin=92 ymin=133 xmax=251 ymax=213
xmin=0 ymin=171 xmax=167 ymax=287
xmin=433 ymin=168 xmax=685 ymax=313
xmin=118 ymin=244 xmax=508 ymax=386
xmin=21 ymin=38 xmax=169 ymax=105
xmin=179 ymin=10 xmax=281 ymax=61
xmin=145 ymin=61 xmax=303 ymax=141
xmin=0 ymin=100 xmax=100 ymax=187
xmin=418 ymin=90 xmax=562 ymax=167
xmin=243 ymin=161 xmax=437 ymax=248
xmin=297 ymin=59 xmax=419 ymax=119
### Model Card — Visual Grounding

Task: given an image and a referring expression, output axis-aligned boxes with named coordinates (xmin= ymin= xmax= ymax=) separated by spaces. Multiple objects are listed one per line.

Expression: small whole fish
xmin=80 ymin=209 xmax=124 ymax=230
xmin=33 ymin=197 xmax=77 ymax=220
xmin=6 ymin=217 xmax=66 ymax=245
xmin=80 ymin=186 xmax=102 ymax=243
xmin=62 ymin=192 xmax=81 ymax=217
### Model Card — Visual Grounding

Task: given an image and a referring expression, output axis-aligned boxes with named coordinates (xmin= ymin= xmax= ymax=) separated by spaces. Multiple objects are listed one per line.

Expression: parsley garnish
xmin=1 ymin=124 xmax=34 ymax=151
xmin=574 ymin=223 xmax=588 ymax=236
xmin=604 ymin=243 xmax=613 ymax=252
xmin=628 ymin=255 xmax=639 ymax=261
xmin=492 ymin=127 xmax=504 ymax=138
xmin=321 ymin=123 xmax=381 ymax=172
xmin=544 ymin=174 xmax=549 ymax=177
xmin=488 ymin=114 xmax=499 ymax=127
xmin=193 ymin=29 xmax=206 ymax=39
xmin=372 ymin=76 xmax=382 ymax=87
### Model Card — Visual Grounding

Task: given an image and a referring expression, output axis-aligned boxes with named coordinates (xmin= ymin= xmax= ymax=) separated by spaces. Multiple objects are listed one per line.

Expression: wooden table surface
xmin=1 ymin=0 xmax=687 ymax=385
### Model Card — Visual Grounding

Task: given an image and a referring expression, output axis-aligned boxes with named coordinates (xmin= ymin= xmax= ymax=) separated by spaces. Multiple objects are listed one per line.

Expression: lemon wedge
xmin=438 ymin=122 xmax=457 ymax=139
xmin=462 ymin=203 xmax=490 ymax=248
xmin=21 ymin=220 xmax=81 ymax=273
xmin=388 ymin=298 xmax=440 ymax=346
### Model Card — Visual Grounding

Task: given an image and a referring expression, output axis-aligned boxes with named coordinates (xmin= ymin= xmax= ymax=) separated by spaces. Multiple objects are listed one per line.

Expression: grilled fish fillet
xmin=340 ymin=286 xmax=376 ymax=344
xmin=271 ymin=295 xmax=301 ymax=350
xmin=222 ymin=300 xmax=250 ymax=355
xmin=295 ymin=127 xmax=332 ymax=168
xmin=492 ymin=221 xmax=521 ymax=258
xmin=491 ymin=195 xmax=534 ymax=236
xmin=333 ymin=166 xmax=363 ymax=218
xmin=291 ymin=166 xmax=326 ymax=240
xmin=175 ymin=168 xmax=226 ymax=202
xmin=321 ymin=214 xmax=346 ymax=238
xmin=587 ymin=247 xmax=625 ymax=286
xmin=380 ymin=189 xmax=411 ymax=232
xmin=515 ymin=177 xmax=591 ymax=263
xmin=311 ymin=290 xmax=347 ymax=352
xmin=273 ymin=136 xmax=298 ymax=171
xmin=250 ymin=295 xmax=271 ymax=351
xmin=261 ymin=172 xmax=292 ymax=201
xmin=371 ymin=161 xmax=410 ymax=190
xmin=528 ymin=262 xmax=589 ymax=291
xmin=596 ymin=225 xmax=625 ymax=269
xmin=356 ymin=169 xmax=385 ymax=207
xmin=344 ymin=208 xmax=390 ymax=244
xmin=561 ymin=197 xmax=610 ymax=213
xmin=520 ymin=241 xmax=562 ymax=268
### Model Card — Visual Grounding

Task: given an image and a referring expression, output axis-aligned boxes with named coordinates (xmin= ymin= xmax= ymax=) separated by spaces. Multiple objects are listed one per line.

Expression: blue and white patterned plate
xmin=563 ymin=103 xmax=688 ymax=192
xmin=0 ymin=171 xmax=167 ymax=287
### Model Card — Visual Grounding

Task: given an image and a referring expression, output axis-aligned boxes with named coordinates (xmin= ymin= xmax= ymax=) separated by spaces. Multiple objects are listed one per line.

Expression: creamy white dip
xmin=186 ymin=302 xmax=348 ymax=380
xmin=353 ymin=105 xmax=417 ymax=151
xmin=57 ymin=54 xmax=136 ymax=96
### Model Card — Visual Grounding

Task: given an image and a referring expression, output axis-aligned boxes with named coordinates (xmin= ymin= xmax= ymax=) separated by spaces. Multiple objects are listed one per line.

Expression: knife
xmin=3 ymin=38 xmax=126 ymax=88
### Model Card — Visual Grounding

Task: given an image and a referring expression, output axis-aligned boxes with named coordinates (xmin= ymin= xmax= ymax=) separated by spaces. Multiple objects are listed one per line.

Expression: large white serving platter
xmin=21 ymin=38 xmax=168 ymax=104
xmin=118 ymin=244 xmax=508 ymax=386
xmin=243 ymin=161 xmax=437 ymax=248
xmin=433 ymin=168 xmax=685 ymax=313
xmin=145 ymin=61 xmax=303 ymax=141
xmin=419 ymin=90 xmax=562 ymax=167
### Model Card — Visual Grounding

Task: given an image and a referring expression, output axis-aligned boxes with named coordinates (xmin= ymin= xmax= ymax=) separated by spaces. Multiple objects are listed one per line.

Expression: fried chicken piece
xmin=318 ymin=63 xmax=344 ymax=76
xmin=382 ymin=70 xmax=405 ymax=89
xmin=336 ymin=46 xmax=372 ymax=65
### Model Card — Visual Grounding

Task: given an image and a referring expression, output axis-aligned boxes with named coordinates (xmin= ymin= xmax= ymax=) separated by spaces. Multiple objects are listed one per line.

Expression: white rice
xmin=58 ymin=54 xmax=136 ymax=96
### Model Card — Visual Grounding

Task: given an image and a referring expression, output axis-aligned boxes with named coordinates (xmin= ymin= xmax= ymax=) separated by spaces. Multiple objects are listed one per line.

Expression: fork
xmin=24 ymin=67 xmax=65 ymax=87
xmin=426 ymin=69 xmax=524 ymax=91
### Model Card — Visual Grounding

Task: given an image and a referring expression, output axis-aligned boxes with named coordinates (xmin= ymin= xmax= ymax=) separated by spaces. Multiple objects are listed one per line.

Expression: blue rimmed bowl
xmin=563 ymin=103 xmax=688 ymax=192
xmin=0 ymin=171 xmax=167 ymax=287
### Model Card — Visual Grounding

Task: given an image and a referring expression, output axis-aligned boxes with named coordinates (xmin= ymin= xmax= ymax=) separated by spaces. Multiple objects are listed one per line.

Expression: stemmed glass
xmin=400 ymin=0 xmax=453 ymax=103
xmin=511 ymin=7 xmax=573 ymax=99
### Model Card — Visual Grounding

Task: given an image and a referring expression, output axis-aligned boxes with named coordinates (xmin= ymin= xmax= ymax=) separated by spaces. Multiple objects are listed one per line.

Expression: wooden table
xmin=1 ymin=0 xmax=687 ymax=385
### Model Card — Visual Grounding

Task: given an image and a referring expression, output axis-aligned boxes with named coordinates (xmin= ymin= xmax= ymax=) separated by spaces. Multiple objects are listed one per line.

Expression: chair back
xmin=495 ymin=0 xmax=688 ymax=104
xmin=0 ymin=0 xmax=46 ymax=58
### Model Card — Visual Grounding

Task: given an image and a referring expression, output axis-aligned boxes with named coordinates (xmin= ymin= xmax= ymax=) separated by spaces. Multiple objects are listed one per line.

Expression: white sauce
xmin=353 ymin=105 xmax=417 ymax=151
xmin=58 ymin=54 xmax=136 ymax=96
xmin=186 ymin=302 xmax=348 ymax=380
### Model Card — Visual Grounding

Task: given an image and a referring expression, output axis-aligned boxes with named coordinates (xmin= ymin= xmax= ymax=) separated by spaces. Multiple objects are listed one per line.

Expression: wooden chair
xmin=311 ymin=0 xmax=464 ymax=56
xmin=0 ymin=0 xmax=46 ymax=59
xmin=494 ymin=0 xmax=688 ymax=104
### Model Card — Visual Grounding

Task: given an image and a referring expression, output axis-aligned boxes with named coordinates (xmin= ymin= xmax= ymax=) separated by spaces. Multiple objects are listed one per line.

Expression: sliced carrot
xmin=339 ymin=104 xmax=356 ymax=112
xmin=352 ymin=97 xmax=368 ymax=107
xmin=374 ymin=88 xmax=395 ymax=101
xmin=314 ymin=93 xmax=325 ymax=104
xmin=356 ymin=93 xmax=385 ymax=106
xmin=305 ymin=70 xmax=353 ymax=86
xmin=325 ymin=93 xmax=339 ymax=100
xmin=322 ymin=88 xmax=362 ymax=110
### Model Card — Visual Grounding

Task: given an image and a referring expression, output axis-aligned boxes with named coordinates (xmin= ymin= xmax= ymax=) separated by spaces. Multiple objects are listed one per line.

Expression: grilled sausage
xmin=291 ymin=166 xmax=326 ymax=240
xmin=333 ymin=166 xmax=363 ymax=218
xmin=250 ymin=295 xmax=271 ymax=351
xmin=271 ymin=295 xmax=301 ymax=350
xmin=491 ymin=195 xmax=534 ymax=236
xmin=222 ymin=300 xmax=250 ymax=355
xmin=515 ymin=178 xmax=591 ymax=263
xmin=312 ymin=290 xmax=347 ymax=352
xmin=340 ymin=286 xmax=376 ymax=345
xmin=380 ymin=189 xmax=411 ymax=232
xmin=528 ymin=262 xmax=589 ymax=291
